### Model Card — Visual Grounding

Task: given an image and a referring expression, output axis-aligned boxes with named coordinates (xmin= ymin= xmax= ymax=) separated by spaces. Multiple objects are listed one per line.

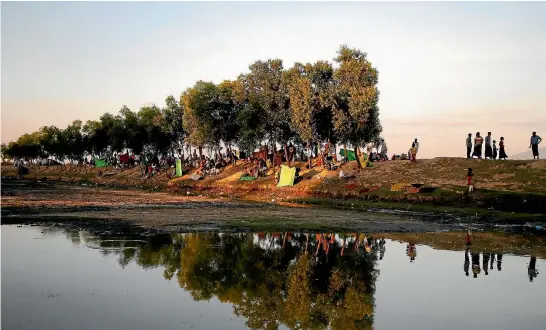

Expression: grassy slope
xmin=3 ymin=158 xmax=546 ymax=215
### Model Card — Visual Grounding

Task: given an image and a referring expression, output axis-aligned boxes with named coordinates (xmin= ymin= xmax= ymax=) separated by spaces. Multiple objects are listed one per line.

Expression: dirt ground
xmin=2 ymin=180 xmax=545 ymax=235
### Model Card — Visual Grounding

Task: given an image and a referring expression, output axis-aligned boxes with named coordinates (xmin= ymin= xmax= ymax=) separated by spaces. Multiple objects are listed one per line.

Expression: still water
xmin=2 ymin=225 xmax=545 ymax=330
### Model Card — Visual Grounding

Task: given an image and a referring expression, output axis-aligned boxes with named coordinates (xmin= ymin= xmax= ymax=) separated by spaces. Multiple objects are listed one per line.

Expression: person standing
xmin=499 ymin=137 xmax=508 ymax=160
xmin=473 ymin=132 xmax=484 ymax=159
xmin=492 ymin=140 xmax=498 ymax=160
xmin=466 ymin=133 xmax=473 ymax=159
xmin=485 ymin=132 xmax=493 ymax=159
xmin=530 ymin=132 xmax=542 ymax=159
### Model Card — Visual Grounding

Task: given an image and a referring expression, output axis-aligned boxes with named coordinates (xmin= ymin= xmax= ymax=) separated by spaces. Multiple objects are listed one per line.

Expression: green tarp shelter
xmin=94 ymin=158 xmax=107 ymax=168
xmin=239 ymin=175 xmax=257 ymax=181
xmin=340 ymin=149 xmax=357 ymax=161
xmin=277 ymin=165 xmax=296 ymax=187
xmin=175 ymin=159 xmax=182 ymax=177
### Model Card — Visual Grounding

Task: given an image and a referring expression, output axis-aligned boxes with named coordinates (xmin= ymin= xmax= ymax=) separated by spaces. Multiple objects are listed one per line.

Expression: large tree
xmin=246 ymin=59 xmax=294 ymax=161
xmin=286 ymin=61 xmax=336 ymax=168
xmin=331 ymin=45 xmax=382 ymax=168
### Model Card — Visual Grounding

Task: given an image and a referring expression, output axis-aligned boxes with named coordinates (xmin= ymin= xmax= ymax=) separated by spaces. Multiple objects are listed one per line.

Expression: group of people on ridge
xmin=466 ymin=132 xmax=507 ymax=160
xmin=466 ymin=131 xmax=542 ymax=160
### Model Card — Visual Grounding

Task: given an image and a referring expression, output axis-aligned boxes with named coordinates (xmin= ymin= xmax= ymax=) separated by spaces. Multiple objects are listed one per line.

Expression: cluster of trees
xmin=2 ymin=45 xmax=381 ymax=167
xmin=74 ymin=231 xmax=378 ymax=330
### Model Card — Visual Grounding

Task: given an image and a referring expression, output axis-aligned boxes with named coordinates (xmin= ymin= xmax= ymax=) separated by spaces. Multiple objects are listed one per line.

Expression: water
xmin=2 ymin=225 xmax=545 ymax=330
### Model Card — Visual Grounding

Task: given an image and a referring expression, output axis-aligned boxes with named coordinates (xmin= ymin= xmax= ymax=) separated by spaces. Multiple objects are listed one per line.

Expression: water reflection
xmin=3 ymin=226 xmax=545 ymax=330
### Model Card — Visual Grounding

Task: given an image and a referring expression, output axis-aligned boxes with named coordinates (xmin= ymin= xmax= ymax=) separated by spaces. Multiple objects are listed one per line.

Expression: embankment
xmin=3 ymin=157 xmax=546 ymax=217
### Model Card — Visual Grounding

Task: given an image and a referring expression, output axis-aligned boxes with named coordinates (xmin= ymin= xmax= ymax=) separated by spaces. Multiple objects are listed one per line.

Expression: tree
xmin=162 ymin=95 xmax=185 ymax=156
xmin=286 ymin=61 xmax=336 ymax=168
xmin=181 ymin=81 xmax=218 ymax=159
xmin=332 ymin=45 xmax=382 ymax=169
xmin=247 ymin=59 xmax=294 ymax=163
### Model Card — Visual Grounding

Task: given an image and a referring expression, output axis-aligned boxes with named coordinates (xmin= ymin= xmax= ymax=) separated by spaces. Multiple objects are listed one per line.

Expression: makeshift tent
xmin=277 ymin=165 xmax=296 ymax=187
xmin=340 ymin=149 xmax=357 ymax=161
xmin=175 ymin=159 xmax=182 ymax=177
xmin=94 ymin=158 xmax=107 ymax=168
xmin=239 ymin=175 xmax=257 ymax=181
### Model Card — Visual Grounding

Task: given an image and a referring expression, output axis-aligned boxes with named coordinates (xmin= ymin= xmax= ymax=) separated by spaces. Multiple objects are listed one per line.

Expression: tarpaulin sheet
xmin=277 ymin=165 xmax=296 ymax=187
xmin=94 ymin=159 xmax=107 ymax=168
xmin=175 ymin=159 xmax=182 ymax=177
xmin=340 ymin=149 xmax=357 ymax=161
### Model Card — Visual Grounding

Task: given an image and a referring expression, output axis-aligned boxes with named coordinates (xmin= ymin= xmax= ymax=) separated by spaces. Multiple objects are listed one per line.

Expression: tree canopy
xmin=3 ymin=45 xmax=381 ymax=165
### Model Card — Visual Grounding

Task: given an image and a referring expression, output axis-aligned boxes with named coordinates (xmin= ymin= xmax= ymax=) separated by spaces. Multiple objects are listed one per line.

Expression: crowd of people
xmin=466 ymin=131 xmax=542 ymax=160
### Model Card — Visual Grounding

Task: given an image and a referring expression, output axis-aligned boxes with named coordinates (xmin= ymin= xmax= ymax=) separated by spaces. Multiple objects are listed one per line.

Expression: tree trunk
xmin=355 ymin=145 xmax=363 ymax=171
xmin=308 ymin=140 xmax=313 ymax=170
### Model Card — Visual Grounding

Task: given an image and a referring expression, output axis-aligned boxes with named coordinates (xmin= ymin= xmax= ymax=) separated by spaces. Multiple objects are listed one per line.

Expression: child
xmin=492 ymin=140 xmax=498 ymax=160
xmin=467 ymin=168 xmax=474 ymax=192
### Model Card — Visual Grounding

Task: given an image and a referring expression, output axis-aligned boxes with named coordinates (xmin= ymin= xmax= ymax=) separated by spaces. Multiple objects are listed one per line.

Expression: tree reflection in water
xmin=87 ymin=232 xmax=379 ymax=330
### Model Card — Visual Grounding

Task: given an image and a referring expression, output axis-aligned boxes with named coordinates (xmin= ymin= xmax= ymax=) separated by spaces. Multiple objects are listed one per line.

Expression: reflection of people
xmin=406 ymin=243 xmax=416 ymax=262
xmin=379 ymin=238 xmax=386 ymax=260
xmin=497 ymin=253 xmax=503 ymax=271
xmin=528 ymin=256 xmax=539 ymax=282
xmin=464 ymin=248 xmax=470 ymax=277
xmin=472 ymin=253 xmax=481 ymax=278
xmin=490 ymin=253 xmax=495 ymax=271
xmin=483 ymin=253 xmax=490 ymax=276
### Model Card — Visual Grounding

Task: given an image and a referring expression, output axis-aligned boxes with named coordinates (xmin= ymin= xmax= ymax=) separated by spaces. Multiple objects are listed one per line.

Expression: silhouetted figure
xmin=528 ymin=256 xmax=539 ymax=282
xmin=472 ymin=253 xmax=481 ymax=278
xmin=464 ymin=248 xmax=470 ymax=277
xmin=466 ymin=133 xmax=473 ymax=159
xmin=473 ymin=132 xmax=484 ymax=159
xmin=499 ymin=137 xmax=508 ymax=160
xmin=497 ymin=254 xmax=503 ymax=271
xmin=490 ymin=253 xmax=495 ymax=270
xmin=483 ymin=253 xmax=490 ymax=275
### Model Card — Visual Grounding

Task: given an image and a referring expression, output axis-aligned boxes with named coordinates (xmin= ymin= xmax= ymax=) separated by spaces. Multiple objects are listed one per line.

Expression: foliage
xmin=4 ymin=45 xmax=381 ymax=166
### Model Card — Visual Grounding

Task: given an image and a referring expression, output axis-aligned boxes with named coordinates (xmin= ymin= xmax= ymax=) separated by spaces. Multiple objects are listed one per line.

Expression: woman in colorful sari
xmin=473 ymin=132 xmax=484 ymax=159
xmin=410 ymin=142 xmax=417 ymax=162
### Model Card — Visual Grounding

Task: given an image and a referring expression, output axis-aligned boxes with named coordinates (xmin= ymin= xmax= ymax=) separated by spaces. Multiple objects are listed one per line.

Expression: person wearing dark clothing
xmin=528 ymin=256 xmax=538 ymax=282
xmin=483 ymin=253 xmax=490 ymax=275
xmin=497 ymin=253 xmax=503 ymax=271
xmin=472 ymin=253 xmax=481 ymax=278
xmin=485 ymin=132 xmax=493 ymax=159
xmin=499 ymin=137 xmax=508 ymax=160
xmin=473 ymin=132 xmax=484 ymax=159
xmin=492 ymin=140 xmax=498 ymax=160
xmin=466 ymin=133 xmax=473 ymax=159
xmin=464 ymin=248 xmax=470 ymax=277
xmin=490 ymin=253 xmax=495 ymax=271
xmin=530 ymin=132 xmax=542 ymax=159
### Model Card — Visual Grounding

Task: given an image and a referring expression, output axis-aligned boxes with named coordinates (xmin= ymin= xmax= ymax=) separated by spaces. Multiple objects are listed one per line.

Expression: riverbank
xmin=2 ymin=179 xmax=546 ymax=235
xmin=3 ymin=157 xmax=546 ymax=218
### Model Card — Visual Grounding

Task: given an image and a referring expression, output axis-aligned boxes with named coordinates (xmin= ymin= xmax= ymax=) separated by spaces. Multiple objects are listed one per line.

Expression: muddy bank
xmin=3 ymin=158 xmax=546 ymax=215
xmin=2 ymin=179 xmax=546 ymax=235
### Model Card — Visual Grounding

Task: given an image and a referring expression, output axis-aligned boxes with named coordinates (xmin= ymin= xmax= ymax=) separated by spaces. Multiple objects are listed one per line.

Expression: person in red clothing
xmin=466 ymin=230 xmax=472 ymax=247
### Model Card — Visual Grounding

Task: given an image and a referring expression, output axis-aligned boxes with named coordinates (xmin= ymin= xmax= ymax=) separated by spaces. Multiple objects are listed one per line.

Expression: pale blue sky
xmin=2 ymin=1 xmax=545 ymax=157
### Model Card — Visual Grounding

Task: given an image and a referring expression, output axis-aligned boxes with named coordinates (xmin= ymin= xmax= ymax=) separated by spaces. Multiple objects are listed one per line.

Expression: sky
xmin=1 ymin=1 xmax=546 ymax=158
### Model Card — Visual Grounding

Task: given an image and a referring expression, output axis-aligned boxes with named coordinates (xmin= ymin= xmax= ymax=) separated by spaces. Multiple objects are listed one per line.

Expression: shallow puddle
xmin=2 ymin=225 xmax=545 ymax=330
